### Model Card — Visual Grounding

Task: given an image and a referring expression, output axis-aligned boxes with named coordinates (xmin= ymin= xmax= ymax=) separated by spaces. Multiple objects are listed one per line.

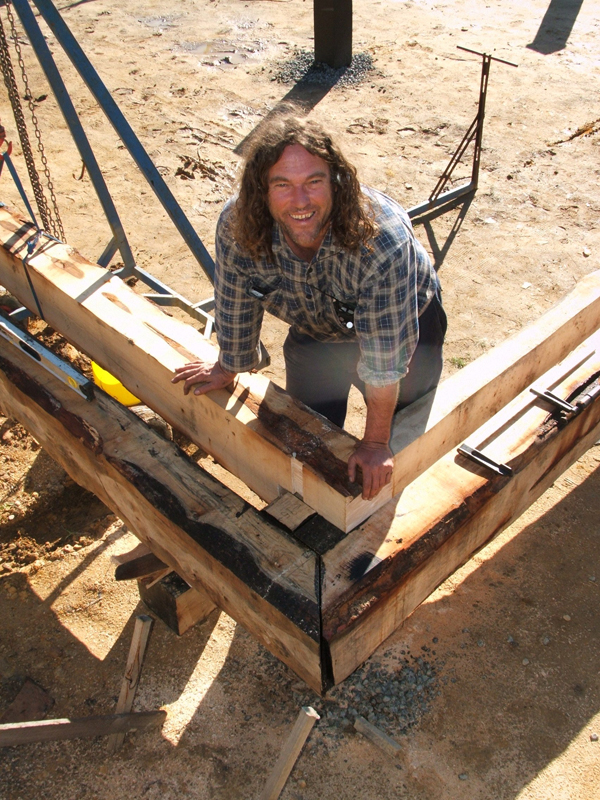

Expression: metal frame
xmin=7 ymin=0 xmax=215 ymax=331
xmin=407 ymin=47 xmax=518 ymax=220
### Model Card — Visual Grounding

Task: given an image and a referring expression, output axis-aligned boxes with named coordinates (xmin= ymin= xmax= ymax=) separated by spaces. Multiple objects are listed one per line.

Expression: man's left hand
xmin=348 ymin=441 xmax=394 ymax=500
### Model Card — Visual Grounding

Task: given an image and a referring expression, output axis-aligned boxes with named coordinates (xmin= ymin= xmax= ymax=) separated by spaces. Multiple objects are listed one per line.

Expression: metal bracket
xmin=530 ymin=388 xmax=576 ymax=413
xmin=457 ymin=444 xmax=513 ymax=477
xmin=0 ymin=316 xmax=94 ymax=400
xmin=408 ymin=47 xmax=518 ymax=220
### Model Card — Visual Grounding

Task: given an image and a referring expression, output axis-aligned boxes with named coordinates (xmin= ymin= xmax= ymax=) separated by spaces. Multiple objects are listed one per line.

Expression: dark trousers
xmin=283 ymin=292 xmax=447 ymax=429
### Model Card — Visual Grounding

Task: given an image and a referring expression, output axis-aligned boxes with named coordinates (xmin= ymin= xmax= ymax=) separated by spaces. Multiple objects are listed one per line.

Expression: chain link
xmin=0 ymin=3 xmax=64 ymax=240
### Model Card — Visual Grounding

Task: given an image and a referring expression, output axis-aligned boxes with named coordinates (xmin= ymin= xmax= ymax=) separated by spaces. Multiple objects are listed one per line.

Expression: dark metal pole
xmin=314 ymin=0 xmax=352 ymax=68
xmin=31 ymin=0 xmax=215 ymax=282
xmin=470 ymin=54 xmax=491 ymax=190
xmin=11 ymin=0 xmax=136 ymax=270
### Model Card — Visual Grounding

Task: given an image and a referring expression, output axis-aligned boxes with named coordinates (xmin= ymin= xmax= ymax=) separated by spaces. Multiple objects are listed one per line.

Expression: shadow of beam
xmin=234 ymin=75 xmax=340 ymax=157
xmin=527 ymin=0 xmax=585 ymax=55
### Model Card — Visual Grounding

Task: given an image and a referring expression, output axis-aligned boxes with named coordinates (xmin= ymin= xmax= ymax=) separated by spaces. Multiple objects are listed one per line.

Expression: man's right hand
xmin=171 ymin=360 xmax=236 ymax=396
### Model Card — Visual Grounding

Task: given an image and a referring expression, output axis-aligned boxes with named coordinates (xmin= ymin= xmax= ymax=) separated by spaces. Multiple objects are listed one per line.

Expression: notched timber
xmin=107 ymin=455 xmax=320 ymax=639
xmin=0 ymin=352 xmax=102 ymax=453
xmin=322 ymin=352 xmax=600 ymax=673
xmin=0 ymin=344 xmax=323 ymax=689
xmin=0 ymin=206 xmax=359 ymax=530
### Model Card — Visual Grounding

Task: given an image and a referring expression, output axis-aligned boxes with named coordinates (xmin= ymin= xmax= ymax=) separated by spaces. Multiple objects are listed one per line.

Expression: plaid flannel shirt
xmin=214 ymin=187 xmax=439 ymax=387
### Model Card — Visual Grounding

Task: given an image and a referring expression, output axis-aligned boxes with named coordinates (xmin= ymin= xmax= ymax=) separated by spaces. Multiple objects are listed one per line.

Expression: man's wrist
xmin=359 ymin=439 xmax=391 ymax=449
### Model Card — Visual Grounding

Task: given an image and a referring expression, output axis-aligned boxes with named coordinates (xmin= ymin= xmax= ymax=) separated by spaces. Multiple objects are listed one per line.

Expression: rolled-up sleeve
xmin=214 ymin=212 xmax=264 ymax=373
xmin=354 ymin=235 xmax=428 ymax=388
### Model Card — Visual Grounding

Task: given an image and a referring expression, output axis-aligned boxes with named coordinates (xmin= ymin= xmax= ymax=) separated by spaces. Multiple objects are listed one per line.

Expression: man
xmin=173 ymin=115 xmax=446 ymax=500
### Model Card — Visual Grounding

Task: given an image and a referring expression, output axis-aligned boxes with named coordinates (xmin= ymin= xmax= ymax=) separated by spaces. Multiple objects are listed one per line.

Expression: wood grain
xmin=0 ymin=342 xmax=325 ymax=691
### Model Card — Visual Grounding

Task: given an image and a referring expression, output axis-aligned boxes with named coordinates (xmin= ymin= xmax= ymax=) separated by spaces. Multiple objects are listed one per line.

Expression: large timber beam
xmin=323 ymin=333 xmax=600 ymax=683
xmin=0 ymin=340 xmax=325 ymax=692
xmin=1 ymin=320 xmax=599 ymax=691
xmin=1 ymin=205 xmax=600 ymax=532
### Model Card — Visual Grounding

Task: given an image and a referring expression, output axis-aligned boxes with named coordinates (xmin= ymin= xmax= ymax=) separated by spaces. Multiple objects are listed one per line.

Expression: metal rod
xmin=11 ymin=0 xmax=136 ymax=271
xmin=96 ymin=235 xmax=119 ymax=268
xmin=31 ymin=0 xmax=215 ymax=282
xmin=470 ymin=54 xmax=491 ymax=190
xmin=457 ymin=45 xmax=518 ymax=68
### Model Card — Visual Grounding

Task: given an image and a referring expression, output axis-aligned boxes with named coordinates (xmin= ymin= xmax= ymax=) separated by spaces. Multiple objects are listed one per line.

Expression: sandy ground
xmin=1 ymin=0 xmax=600 ymax=797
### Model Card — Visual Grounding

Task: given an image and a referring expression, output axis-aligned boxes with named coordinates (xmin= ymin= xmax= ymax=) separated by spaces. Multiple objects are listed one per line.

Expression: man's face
xmin=267 ymin=144 xmax=334 ymax=258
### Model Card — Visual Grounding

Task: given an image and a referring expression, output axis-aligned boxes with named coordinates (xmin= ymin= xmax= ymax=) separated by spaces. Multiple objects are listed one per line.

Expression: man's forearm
xmin=348 ymin=382 xmax=398 ymax=500
xmin=363 ymin=381 xmax=399 ymax=444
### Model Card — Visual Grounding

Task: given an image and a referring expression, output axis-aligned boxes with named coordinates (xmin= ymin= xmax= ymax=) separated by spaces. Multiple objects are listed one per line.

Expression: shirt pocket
xmin=245 ymin=275 xmax=284 ymax=314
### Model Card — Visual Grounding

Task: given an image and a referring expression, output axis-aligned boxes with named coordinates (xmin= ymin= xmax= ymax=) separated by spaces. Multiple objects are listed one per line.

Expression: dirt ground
xmin=1 ymin=0 xmax=599 ymax=797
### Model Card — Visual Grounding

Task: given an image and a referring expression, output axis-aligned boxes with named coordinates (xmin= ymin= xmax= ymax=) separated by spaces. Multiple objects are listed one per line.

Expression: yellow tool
xmin=91 ymin=362 xmax=140 ymax=406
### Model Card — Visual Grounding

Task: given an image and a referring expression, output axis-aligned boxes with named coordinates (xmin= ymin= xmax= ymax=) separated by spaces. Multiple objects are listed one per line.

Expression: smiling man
xmin=173 ymin=115 xmax=446 ymax=500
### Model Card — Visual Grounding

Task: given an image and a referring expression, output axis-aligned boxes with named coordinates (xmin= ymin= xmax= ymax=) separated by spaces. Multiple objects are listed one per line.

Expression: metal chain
xmin=0 ymin=11 xmax=49 ymax=229
xmin=1 ymin=3 xmax=64 ymax=239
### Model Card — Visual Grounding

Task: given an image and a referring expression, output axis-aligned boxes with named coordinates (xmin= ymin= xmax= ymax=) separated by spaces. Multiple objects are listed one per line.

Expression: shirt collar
xmin=271 ymin=222 xmax=345 ymax=264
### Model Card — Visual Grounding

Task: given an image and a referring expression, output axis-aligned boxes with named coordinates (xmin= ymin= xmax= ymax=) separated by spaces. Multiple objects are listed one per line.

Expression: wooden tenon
xmin=1 ymin=203 xmax=600 ymax=692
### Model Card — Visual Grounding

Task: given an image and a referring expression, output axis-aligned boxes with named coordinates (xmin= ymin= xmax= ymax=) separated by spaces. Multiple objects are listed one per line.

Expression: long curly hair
xmin=232 ymin=114 xmax=376 ymax=260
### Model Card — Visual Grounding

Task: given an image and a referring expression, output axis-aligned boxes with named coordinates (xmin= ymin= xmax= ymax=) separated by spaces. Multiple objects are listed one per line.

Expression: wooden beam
xmin=0 ymin=711 xmax=166 ymax=747
xmin=322 ymin=333 xmax=600 ymax=683
xmin=260 ymin=706 xmax=320 ymax=800
xmin=0 ymin=340 xmax=326 ymax=692
xmin=314 ymin=0 xmax=352 ymax=68
xmin=138 ymin=572 xmax=216 ymax=635
xmin=108 ymin=615 xmax=153 ymax=753
xmin=375 ymin=270 xmax=600 ymax=519
xmin=0 ymin=206 xmax=359 ymax=531
xmin=1 ymin=206 xmax=599 ymax=532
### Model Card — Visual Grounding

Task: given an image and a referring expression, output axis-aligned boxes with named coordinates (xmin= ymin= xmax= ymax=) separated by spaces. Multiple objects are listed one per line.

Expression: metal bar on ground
xmin=353 ymin=715 xmax=402 ymax=760
xmin=11 ymin=0 xmax=136 ymax=272
xmin=407 ymin=182 xmax=473 ymax=219
xmin=31 ymin=0 xmax=215 ymax=282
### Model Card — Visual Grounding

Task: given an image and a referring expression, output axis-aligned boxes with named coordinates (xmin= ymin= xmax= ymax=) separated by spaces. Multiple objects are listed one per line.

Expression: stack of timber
xmin=1 ymin=205 xmax=600 ymax=531
xmin=1 ymin=203 xmax=600 ymax=691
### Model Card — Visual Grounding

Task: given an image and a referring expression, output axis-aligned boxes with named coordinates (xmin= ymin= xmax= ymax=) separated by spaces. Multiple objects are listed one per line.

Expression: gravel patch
xmin=271 ymin=49 xmax=378 ymax=88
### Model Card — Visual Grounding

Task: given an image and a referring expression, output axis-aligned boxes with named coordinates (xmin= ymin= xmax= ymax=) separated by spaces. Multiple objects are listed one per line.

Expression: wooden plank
xmin=0 ymin=341 xmax=325 ymax=692
xmin=323 ymin=340 xmax=600 ymax=683
xmin=353 ymin=716 xmax=402 ymax=760
xmin=0 ymin=679 xmax=53 ymax=724
xmin=107 ymin=615 xmax=153 ymax=753
xmin=138 ymin=572 xmax=216 ymax=635
xmin=0 ymin=207 xmax=358 ymax=531
xmin=345 ymin=268 xmax=600 ymax=528
xmin=260 ymin=706 xmax=320 ymax=800
xmin=1 ymin=206 xmax=598 ymax=531
xmin=0 ymin=711 xmax=166 ymax=747
xmin=323 ymin=332 xmax=600 ymax=610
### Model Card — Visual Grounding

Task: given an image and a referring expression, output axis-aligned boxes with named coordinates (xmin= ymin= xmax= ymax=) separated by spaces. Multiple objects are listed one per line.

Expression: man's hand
xmin=348 ymin=440 xmax=394 ymax=500
xmin=172 ymin=360 xmax=236 ymax=396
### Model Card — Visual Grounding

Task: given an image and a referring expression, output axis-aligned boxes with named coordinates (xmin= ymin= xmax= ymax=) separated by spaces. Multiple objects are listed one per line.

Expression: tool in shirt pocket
xmin=246 ymin=275 xmax=282 ymax=300
xmin=332 ymin=297 xmax=356 ymax=329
